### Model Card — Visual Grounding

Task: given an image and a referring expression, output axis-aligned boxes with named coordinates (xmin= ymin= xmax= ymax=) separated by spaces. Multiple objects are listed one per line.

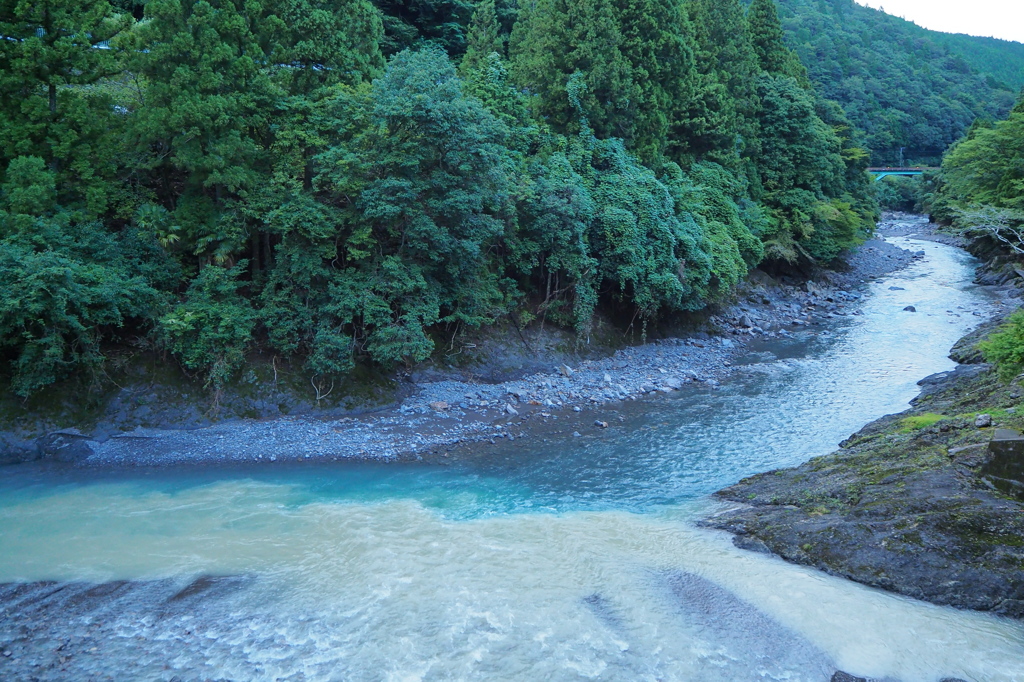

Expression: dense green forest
xmin=928 ymin=96 xmax=1024 ymax=378
xmin=773 ymin=0 xmax=1023 ymax=166
xmin=0 ymin=0 xmax=885 ymax=396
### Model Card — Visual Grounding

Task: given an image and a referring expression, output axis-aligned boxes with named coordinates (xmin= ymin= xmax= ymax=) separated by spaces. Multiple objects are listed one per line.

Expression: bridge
xmin=868 ymin=167 xmax=939 ymax=181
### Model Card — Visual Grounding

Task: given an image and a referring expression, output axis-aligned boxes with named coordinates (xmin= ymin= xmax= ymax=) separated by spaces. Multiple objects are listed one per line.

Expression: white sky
xmin=855 ymin=0 xmax=1024 ymax=43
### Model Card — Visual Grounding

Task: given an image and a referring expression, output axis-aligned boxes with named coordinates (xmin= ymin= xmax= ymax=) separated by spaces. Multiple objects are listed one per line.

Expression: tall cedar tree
xmin=746 ymin=0 xmax=790 ymax=74
xmin=0 ymin=0 xmax=131 ymax=212
xmin=686 ymin=0 xmax=760 ymax=159
xmin=460 ymin=0 xmax=504 ymax=74
xmin=746 ymin=0 xmax=807 ymax=83
xmin=510 ymin=0 xmax=635 ymax=142
xmin=510 ymin=0 xmax=699 ymax=165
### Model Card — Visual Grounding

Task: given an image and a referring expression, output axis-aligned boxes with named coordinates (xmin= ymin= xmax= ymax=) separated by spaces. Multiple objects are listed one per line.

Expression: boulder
xmin=903 ymin=306 xmax=917 ymax=312
xmin=0 ymin=434 xmax=39 ymax=465
xmin=975 ymin=413 xmax=993 ymax=428
xmin=831 ymin=672 xmax=867 ymax=682
xmin=983 ymin=429 xmax=1024 ymax=500
xmin=37 ymin=431 xmax=95 ymax=464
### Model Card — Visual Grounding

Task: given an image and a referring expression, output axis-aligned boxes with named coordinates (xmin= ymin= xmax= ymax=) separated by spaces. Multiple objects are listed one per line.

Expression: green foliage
xmin=509 ymin=0 xmax=699 ymax=165
xmin=0 ymin=0 xmax=132 ymax=214
xmin=0 ymin=160 xmax=172 ymax=395
xmin=876 ymin=175 xmax=926 ymax=213
xmin=940 ymin=109 xmax=1024 ymax=211
xmin=509 ymin=0 xmax=636 ymax=143
xmin=0 ymin=0 xmax=895 ymax=395
xmin=509 ymin=152 xmax=598 ymax=335
xmin=980 ymin=311 xmax=1024 ymax=382
xmin=159 ymin=264 xmax=257 ymax=389
xmin=899 ymin=413 xmax=945 ymax=432
xmin=320 ymin=48 xmax=512 ymax=326
xmin=686 ymin=0 xmax=759 ymax=160
xmin=671 ymin=162 xmax=762 ymax=290
xmin=373 ymin=0 xmax=476 ymax=56
xmin=272 ymin=0 xmax=385 ymax=94
xmin=747 ymin=0 xmax=801 ymax=78
xmin=754 ymin=73 xmax=869 ymax=262
xmin=773 ymin=0 xmax=1020 ymax=165
xmin=460 ymin=0 xmax=504 ymax=74
xmin=580 ymin=137 xmax=691 ymax=318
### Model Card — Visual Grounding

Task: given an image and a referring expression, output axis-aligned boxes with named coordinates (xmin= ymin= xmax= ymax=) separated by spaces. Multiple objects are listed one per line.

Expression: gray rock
xmin=559 ymin=364 xmax=574 ymax=378
xmin=594 ymin=420 xmax=608 ymax=428
xmin=37 ymin=431 xmax=96 ymax=463
xmin=903 ymin=306 xmax=917 ymax=312
xmin=733 ymin=535 xmax=773 ymax=554
xmin=0 ymin=434 xmax=39 ymax=465
xmin=983 ymin=428 xmax=1024 ymax=499
xmin=831 ymin=673 xmax=867 ymax=682
xmin=739 ymin=315 xmax=754 ymax=328
xmin=664 ymin=377 xmax=684 ymax=390
xmin=975 ymin=413 xmax=992 ymax=428
xmin=504 ymin=404 xmax=519 ymax=416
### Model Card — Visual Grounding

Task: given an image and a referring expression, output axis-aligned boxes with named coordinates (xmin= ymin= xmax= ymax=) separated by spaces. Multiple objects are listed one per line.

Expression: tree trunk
xmin=251 ymin=230 xmax=261 ymax=278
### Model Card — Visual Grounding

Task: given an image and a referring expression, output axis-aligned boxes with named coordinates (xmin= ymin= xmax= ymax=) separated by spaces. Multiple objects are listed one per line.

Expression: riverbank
xmin=2 ymin=217 xmax=926 ymax=468
xmin=703 ymin=308 xmax=1024 ymax=620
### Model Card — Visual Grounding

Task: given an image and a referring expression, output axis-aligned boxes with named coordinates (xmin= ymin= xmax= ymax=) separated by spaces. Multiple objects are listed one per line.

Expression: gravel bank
xmin=8 ymin=220 xmax=927 ymax=468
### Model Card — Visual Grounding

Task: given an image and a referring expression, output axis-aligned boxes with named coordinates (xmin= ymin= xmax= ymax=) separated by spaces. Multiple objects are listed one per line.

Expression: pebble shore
xmin=21 ymin=216 xmax=932 ymax=467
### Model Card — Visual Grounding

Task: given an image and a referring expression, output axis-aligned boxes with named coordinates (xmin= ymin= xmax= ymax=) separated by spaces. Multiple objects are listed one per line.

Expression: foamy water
xmin=1 ymin=237 xmax=1021 ymax=681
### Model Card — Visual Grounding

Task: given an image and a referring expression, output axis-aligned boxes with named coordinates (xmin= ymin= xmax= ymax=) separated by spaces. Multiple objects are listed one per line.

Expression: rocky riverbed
xmin=2 ymin=217 xmax=932 ymax=468
xmin=703 ymin=317 xmax=1024 ymax=620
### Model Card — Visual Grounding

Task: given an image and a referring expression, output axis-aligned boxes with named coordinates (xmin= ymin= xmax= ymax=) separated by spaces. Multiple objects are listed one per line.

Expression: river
xmin=1 ymin=237 xmax=1022 ymax=681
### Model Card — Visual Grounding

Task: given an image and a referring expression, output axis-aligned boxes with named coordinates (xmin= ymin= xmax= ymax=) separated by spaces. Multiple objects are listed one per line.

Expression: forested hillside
xmin=929 ymin=96 xmax=1024 ymax=379
xmin=773 ymin=0 xmax=1023 ymax=165
xmin=0 ymin=0 xmax=877 ymax=397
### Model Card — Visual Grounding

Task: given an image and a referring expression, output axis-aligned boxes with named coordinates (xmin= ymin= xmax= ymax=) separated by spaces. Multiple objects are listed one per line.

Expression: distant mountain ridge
xmin=929 ymin=32 xmax=1024 ymax=90
xmin=772 ymin=0 xmax=1023 ymax=164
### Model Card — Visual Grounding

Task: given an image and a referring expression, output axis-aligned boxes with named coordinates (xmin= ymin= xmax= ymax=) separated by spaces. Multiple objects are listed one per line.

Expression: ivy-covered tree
xmin=0 ymin=157 xmax=174 ymax=395
xmin=260 ymin=48 xmax=514 ymax=372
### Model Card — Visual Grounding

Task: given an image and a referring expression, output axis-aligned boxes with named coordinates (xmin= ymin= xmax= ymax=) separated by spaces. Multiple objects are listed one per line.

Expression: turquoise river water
xmin=1 ymin=237 xmax=1022 ymax=681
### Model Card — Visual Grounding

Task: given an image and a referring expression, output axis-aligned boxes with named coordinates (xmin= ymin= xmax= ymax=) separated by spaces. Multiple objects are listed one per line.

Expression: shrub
xmin=980 ymin=310 xmax=1024 ymax=382
xmin=158 ymin=264 xmax=257 ymax=389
